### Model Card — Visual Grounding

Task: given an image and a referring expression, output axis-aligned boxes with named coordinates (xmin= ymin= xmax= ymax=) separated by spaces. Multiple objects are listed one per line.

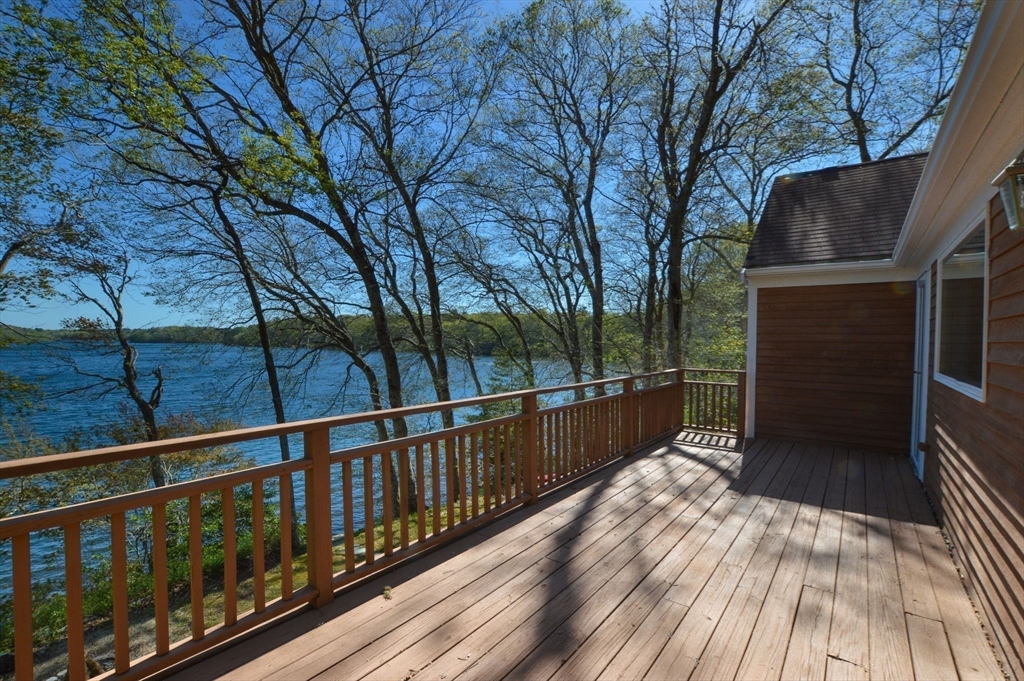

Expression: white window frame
xmin=933 ymin=209 xmax=988 ymax=402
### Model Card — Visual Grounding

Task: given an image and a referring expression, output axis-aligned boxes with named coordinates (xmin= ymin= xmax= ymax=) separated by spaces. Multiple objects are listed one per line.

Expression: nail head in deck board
xmin=160 ymin=439 xmax=1003 ymax=681
xmin=781 ymin=585 xmax=835 ymax=681
xmin=422 ymin=449 xmax=737 ymax=681
xmin=907 ymin=613 xmax=959 ymax=681
xmin=827 ymin=450 xmax=870 ymax=670
xmin=903 ymin=487 xmax=1004 ymax=680
xmin=825 ymin=656 xmax=869 ymax=681
xmin=218 ymin=441 xmax=693 ymax=681
xmin=736 ymin=448 xmax=835 ymax=680
xmin=864 ymin=452 xmax=914 ymax=681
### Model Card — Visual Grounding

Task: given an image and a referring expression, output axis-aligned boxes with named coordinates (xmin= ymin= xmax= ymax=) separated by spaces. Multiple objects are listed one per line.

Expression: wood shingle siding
xmin=755 ymin=282 xmax=917 ymax=453
xmin=926 ymin=194 xmax=1024 ymax=681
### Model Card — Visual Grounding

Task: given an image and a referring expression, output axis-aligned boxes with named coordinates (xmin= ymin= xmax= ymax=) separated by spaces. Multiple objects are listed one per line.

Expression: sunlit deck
xmin=171 ymin=434 xmax=1004 ymax=681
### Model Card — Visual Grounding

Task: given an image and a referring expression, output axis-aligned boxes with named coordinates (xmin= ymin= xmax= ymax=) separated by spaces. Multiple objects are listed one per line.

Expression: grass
xmin=167 ymin=495 xmax=503 ymax=639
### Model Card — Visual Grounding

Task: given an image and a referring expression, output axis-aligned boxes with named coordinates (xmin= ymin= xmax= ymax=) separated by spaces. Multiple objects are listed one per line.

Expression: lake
xmin=0 ymin=342 xmax=575 ymax=584
xmin=1 ymin=342 xmax=573 ymax=457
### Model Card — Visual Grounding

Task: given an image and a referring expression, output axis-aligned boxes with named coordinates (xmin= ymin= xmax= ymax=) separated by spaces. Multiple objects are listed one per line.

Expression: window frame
xmin=933 ymin=208 xmax=989 ymax=402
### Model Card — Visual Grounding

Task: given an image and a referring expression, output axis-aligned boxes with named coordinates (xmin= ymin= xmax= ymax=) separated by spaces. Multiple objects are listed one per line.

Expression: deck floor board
xmin=173 ymin=437 xmax=1005 ymax=681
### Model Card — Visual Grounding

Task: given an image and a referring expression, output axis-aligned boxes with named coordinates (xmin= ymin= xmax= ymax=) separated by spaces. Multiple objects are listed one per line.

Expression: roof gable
xmin=744 ymin=153 xmax=928 ymax=269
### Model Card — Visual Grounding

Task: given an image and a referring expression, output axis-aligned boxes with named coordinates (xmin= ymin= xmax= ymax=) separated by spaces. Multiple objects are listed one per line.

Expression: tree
xmin=48 ymin=222 xmax=169 ymax=486
xmin=321 ymin=0 xmax=495 ymax=429
xmin=799 ymin=0 xmax=978 ymax=162
xmin=641 ymin=0 xmax=794 ymax=367
xmin=481 ymin=0 xmax=640 ymax=392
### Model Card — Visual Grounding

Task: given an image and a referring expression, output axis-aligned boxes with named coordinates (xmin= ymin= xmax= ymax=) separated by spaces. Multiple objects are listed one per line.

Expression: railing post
xmin=623 ymin=378 xmax=635 ymax=457
xmin=304 ymin=427 xmax=334 ymax=607
xmin=675 ymin=369 xmax=686 ymax=431
xmin=522 ymin=392 xmax=539 ymax=505
xmin=12 ymin=534 xmax=32 ymax=681
xmin=736 ymin=371 xmax=747 ymax=449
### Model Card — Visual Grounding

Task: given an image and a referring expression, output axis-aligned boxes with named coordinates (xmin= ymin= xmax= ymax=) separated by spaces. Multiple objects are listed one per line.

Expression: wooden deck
xmin=173 ymin=435 xmax=1005 ymax=681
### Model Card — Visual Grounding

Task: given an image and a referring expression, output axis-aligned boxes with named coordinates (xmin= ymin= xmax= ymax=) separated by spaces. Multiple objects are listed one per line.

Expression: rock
xmin=86 ymin=658 xmax=105 ymax=678
xmin=0 ymin=652 xmax=13 ymax=675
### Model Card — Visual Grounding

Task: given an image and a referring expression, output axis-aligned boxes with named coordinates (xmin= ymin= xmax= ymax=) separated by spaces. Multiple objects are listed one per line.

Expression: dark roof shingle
xmin=744 ymin=153 xmax=927 ymax=269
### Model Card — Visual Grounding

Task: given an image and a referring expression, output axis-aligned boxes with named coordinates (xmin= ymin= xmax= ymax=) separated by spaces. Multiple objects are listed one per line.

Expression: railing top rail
xmin=0 ymin=459 xmax=308 ymax=539
xmin=681 ymin=367 xmax=746 ymax=374
xmin=684 ymin=380 xmax=742 ymax=388
xmin=0 ymin=369 xmax=687 ymax=480
xmin=328 ymin=412 xmax=525 ymax=463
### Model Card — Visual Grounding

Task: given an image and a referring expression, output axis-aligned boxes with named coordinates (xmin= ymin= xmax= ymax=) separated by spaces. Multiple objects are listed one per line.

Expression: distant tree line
xmin=2 ymin=307 xmax=740 ymax=363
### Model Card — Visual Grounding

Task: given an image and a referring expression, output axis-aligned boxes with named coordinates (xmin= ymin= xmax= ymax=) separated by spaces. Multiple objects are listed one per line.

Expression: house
xmin=2 ymin=2 xmax=1020 ymax=680
xmin=741 ymin=1 xmax=1024 ymax=677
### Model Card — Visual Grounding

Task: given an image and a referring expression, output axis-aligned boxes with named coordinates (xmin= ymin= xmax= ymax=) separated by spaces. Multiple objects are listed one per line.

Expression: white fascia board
xmin=741 ymin=260 xmax=918 ymax=289
xmin=893 ymin=0 xmax=1024 ymax=271
xmin=745 ymin=284 xmax=757 ymax=440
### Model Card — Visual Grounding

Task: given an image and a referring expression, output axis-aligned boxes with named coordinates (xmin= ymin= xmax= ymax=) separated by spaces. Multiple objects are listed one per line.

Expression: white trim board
xmin=745 ymin=284 xmax=757 ymax=440
xmin=932 ymin=211 xmax=989 ymax=403
xmin=742 ymin=262 xmax=917 ymax=289
xmin=894 ymin=1 xmax=1024 ymax=272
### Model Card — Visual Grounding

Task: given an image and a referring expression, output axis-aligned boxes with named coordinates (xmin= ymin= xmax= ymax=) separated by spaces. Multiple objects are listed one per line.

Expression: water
xmin=2 ymin=342 xmax=533 ymax=455
xmin=0 ymin=342 xmax=575 ymax=584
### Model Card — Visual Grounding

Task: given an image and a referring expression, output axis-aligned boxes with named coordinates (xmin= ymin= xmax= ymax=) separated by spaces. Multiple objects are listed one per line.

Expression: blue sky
xmin=1 ymin=278 xmax=197 ymax=330
xmin=0 ymin=0 xmax=660 ymax=331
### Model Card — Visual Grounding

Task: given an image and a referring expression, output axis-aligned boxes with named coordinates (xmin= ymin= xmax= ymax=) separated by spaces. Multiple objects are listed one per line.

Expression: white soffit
xmin=742 ymin=261 xmax=918 ymax=288
xmin=894 ymin=0 xmax=1024 ymax=271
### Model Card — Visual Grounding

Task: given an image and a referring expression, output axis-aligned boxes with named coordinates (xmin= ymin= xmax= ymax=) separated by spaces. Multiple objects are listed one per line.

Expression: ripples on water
xmin=0 ymin=342 xmax=573 ymax=584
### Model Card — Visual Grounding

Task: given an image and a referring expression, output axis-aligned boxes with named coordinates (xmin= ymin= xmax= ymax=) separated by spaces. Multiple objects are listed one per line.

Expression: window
xmin=937 ymin=222 xmax=986 ymax=394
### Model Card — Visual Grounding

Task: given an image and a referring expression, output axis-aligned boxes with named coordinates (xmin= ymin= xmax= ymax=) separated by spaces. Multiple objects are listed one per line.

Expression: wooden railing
xmin=0 ymin=368 xmax=742 ymax=681
xmin=681 ymin=368 xmax=746 ymax=437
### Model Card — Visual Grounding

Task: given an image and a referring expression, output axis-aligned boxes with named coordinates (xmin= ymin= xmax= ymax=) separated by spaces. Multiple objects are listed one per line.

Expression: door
xmin=909 ymin=274 xmax=929 ymax=480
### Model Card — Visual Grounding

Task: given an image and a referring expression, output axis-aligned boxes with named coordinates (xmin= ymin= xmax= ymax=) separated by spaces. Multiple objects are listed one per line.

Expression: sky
xmin=1 ymin=278 xmax=197 ymax=331
xmin=0 ymin=0 xmax=662 ymax=331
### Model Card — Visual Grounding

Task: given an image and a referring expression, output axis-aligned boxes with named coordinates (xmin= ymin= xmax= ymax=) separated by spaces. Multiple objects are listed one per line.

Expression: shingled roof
xmin=744 ymin=153 xmax=928 ymax=269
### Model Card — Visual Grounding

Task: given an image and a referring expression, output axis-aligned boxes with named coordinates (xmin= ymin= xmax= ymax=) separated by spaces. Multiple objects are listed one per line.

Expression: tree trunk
xmin=211 ymin=186 xmax=301 ymax=549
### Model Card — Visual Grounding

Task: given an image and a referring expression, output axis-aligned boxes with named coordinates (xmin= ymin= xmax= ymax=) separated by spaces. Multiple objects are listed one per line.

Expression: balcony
xmin=0 ymin=371 xmax=1003 ymax=680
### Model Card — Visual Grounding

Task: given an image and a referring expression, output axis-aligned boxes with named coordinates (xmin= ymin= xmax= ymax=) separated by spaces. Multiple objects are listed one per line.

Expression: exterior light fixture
xmin=992 ymin=158 xmax=1024 ymax=230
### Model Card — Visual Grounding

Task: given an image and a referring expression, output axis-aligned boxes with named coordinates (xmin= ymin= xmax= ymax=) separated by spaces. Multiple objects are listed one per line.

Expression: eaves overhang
xmin=892 ymin=0 xmax=1024 ymax=273
xmin=741 ymin=259 xmax=918 ymax=288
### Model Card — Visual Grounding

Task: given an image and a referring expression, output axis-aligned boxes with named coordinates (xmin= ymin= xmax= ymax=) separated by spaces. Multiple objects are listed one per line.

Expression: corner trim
xmin=745 ymin=283 xmax=757 ymax=440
